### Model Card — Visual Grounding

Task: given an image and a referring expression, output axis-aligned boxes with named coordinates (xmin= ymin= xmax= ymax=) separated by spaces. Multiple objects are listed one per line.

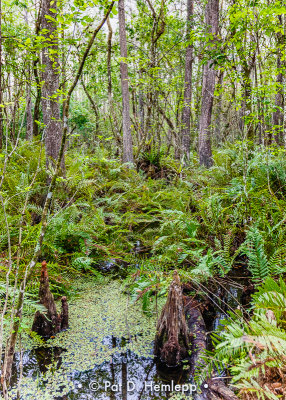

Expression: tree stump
xmin=32 ymin=261 xmax=69 ymax=337
xmin=154 ymin=275 xmax=238 ymax=399
xmin=154 ymin=270 xmax=190 ymax=367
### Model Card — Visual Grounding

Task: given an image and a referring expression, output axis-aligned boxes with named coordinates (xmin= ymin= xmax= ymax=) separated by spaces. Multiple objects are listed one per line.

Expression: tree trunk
xmin=241 ymin=64 xmax=254 ymax=141
xmin=41 ymin=0 xmax=64 ymax=169
xmin=118 ymin=0 xmax=134 ymax=164
xmin=154 ymin=271 xmax=190 ymax=367
xmin=138 ymin=89 xmax=144 ymax=141
xmin=273 ymin=15 xmax=284 ymax=146
xmin=24 ymin=8 xmax=33 ymax=140
xmin=32 ymin=59 xmax=42 ymax=137
xmin=181 ymin=0 xmax=193 ymax=162
xmin=81 ymin=78 xmax=100 ymax=136
xmin=107 ymin=16 xmax=113 ymax=104
xmin=0 ymin=0 xmax=3 ymax=150
xmin=284 ymin=14 xmax=286 ymax=146
xmin=273 ymin=68 xmax=283 ymax=145
xmin=198 ymin=0 xmax=219 ymax=168
xmin=26 ymin=81 xmax=33 ymax=140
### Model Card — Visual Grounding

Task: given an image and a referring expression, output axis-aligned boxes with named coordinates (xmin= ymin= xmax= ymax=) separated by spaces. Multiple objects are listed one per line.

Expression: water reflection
xmin=9 ymin=336 xmax=189 ymax=400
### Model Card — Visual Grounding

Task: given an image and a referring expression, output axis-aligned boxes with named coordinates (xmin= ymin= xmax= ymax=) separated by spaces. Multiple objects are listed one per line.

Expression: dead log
xmin=32 ymin=261 xmax=69 ymax=337
xmin=185 ymin=299 xmax=238 ymax=400
xmin=154 ymin=270 xmax=190 ymax=367
xmin=185 ymin=299 xmax=207 ymax=377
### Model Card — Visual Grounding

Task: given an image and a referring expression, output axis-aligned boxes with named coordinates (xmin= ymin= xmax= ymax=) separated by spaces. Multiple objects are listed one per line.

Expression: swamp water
xmin=6 ymin=280 xmax=193 ymax=400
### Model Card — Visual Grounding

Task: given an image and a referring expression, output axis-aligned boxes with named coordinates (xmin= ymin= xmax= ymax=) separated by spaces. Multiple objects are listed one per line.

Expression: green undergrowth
xmin=1 ymin=141 xmax=286 ymax=288
xmin=197 ymin=277 xmax=286 ymax=400
xmin=2 ymin=141 xmax=286 ymax=399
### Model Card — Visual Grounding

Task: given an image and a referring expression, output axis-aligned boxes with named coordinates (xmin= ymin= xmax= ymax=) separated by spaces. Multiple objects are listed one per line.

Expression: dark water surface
xmin=9 ymin=337 xmax=191 ymax=400
xmin=6 ymin=264 xmax=248 ymax=399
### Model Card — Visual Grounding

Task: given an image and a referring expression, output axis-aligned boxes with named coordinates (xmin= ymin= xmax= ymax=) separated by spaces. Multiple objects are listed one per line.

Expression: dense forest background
xmin=1 ymin=0 xmax=285 ymax=162
xmin=1 ymin=0 xmax=286 ymax=399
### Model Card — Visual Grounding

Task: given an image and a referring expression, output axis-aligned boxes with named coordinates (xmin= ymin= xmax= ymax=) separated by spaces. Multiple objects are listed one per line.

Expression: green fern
xmin=240 ymin=227 xmax=270 ymax=281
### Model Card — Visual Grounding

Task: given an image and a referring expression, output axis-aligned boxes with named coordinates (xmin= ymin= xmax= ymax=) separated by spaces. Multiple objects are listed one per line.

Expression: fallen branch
xmin=185 ymin=299 xmax=238 ymax=400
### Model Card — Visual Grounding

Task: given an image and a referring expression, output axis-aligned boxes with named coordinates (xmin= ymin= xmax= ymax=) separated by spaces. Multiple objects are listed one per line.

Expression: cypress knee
xmin=60 ymin=296 xmax=69 ymax=330
xmin=154 ymin=271 xmax=190 ymax=367
xmin=32 ymin=261 xmax=60 ymax=337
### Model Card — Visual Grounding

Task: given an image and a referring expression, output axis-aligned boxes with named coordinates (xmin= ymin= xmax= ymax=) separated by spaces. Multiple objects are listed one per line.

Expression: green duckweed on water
xmin=8 ymin=278 xmax=164 ymax=399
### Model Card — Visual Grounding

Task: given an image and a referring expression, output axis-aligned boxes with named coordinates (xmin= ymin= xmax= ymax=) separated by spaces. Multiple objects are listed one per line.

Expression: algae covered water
xmin=7 ymin=279 xmax=193 ymax=400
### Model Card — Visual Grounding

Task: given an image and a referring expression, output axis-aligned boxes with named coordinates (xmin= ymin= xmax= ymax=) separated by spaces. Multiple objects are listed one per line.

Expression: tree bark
xmin=273 ymin=15 xmax=284 ymax=146
xmin=118 ymin=0 xmax=134 ymax=164
xmin=138 ymin=89 xmax=144 ymax=140
xmin=24 ymin=8 xmax=33 ymax=140
xmin=32 ymin=59 xmax=42 ymax=137
xmin=32 ymin=261 xmax=60 ymax=337
xmin=283 ymin=14 xmax=286 ymax=146
xmin=81 ymin=78 xmax=100 ymax=136
xmin=41 ymin=0 xmax=64 ymax=169
xmin=154 ymin=271 xmax=190 ymax=367
xmin=107 ymin=16 xmax=113 ymax=104
xmin=26 ymin=88 xmax=33 ymax=140
xmin=0 ymin=0 xmax=3 ymax=150
xmin=181 ymin=0 xmax=193 ymax=162
xmin=198 ymin=0 xmax=219 ymax=168
xmin=32 ymin=262 xmax=69 ymax=337
xmin=241 ymin=63 xmax=254 ymax=141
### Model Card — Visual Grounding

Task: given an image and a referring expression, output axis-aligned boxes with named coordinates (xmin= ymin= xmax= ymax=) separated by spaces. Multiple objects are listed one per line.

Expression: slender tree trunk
xmin=198 ymin=0 xmax=219 ymax=168
xmin=214 ymin=71 xmax=224 ymax=145
xmin=273 ymin=15 xmax=284 ymax=145
xmin=241 ymin=64 xmax=255 ymax=140
xmin=61 ymin=24 xmax=66 ymax=103
xmin=32 ymin=59 xmax=41 ymax=137
xmin=273 ymin=68 xmax=283 ymax=145
xmin=106 ymin=18 xmax=122 ymax=153
xmin=26 ymin=75 xmax=33 ymax=140
xmin=254 ymin=63 xmax=263 ymax=145
xmin=107 ymin=17 xmax=112 ymax=104
xmin=118 ymin=0 xmax=134 ymax=164
xmin=138 ymin=87 xmax=144 ymax=140
xmin=283 ymin=15 xmax=286 ymax=146
xmin=24 ymin=8 xmax=33 ymax=140
xmin=0 ymin=0 xmax=3 ymax=150
xmin=81 ymin=79 xmax=100 ymax=136
xmin=31 ymin=3 xmax=42 ymax=138
xmin=282 ymin=14 xmax=286 ymax=146
xmin=41 ymin=0 xmax=64 ymax=169
xmin=181 ymin=0 xmax=193 ymax=162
